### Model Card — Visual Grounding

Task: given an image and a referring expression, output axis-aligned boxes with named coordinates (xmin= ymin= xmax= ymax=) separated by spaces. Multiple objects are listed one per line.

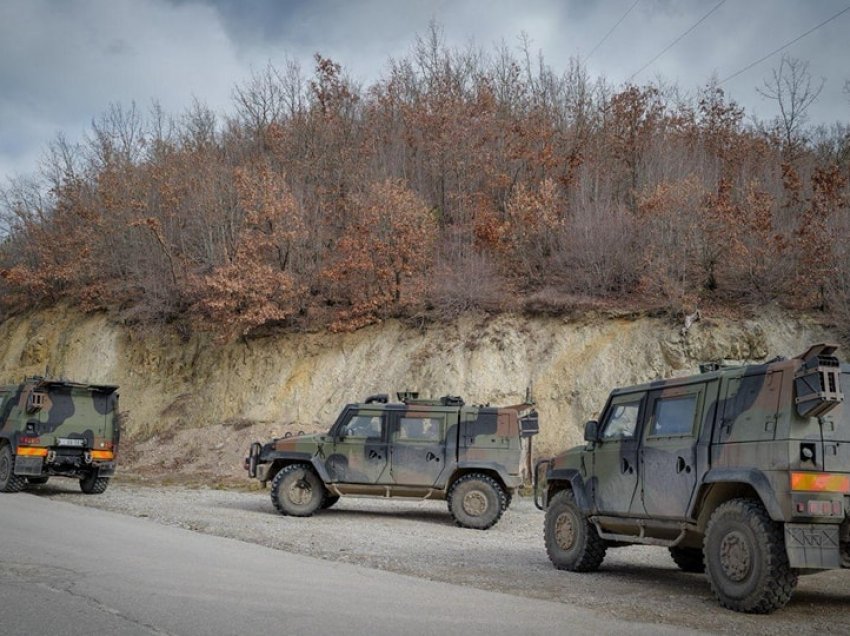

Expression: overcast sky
xmin=1 ymin=0 xmax=849 ymax=186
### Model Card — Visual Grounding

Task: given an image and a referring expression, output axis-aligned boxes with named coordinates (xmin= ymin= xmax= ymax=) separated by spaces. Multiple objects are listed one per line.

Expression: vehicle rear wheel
xmin=79 ymin=474 xmax=109 ymax=494
xmin=270 ymin=464 xmax=326 ymax=517
xmin=704 ymin=498 xmax=797 ymax=613
xmin=447 ymin=473 xmax=506 ymax=530
xmin=544 ymin=489 xmax=606 ymax=572
xmin=669 ymin=546 xmax=705 ymax=573
xmin=26 ymin=476 xmax=50 ymax=485
xmin=0 ymin=446 xmax=26 ymax=493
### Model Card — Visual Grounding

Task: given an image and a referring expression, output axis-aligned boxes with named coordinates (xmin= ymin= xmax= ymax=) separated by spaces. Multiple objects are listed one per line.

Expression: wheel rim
xmin=554 ymin=511 xmax=577 ymax=551
xmin=462 ymin=490 xmax=488 ymax=516
xmin=288 ymin=478 xmax=313 ymax=506
xmin=719 ymin=530 xmax=752 ymax=582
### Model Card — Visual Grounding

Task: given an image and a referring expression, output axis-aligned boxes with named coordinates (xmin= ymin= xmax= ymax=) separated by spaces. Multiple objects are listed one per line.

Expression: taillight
xmin=17 ymin=446 xmax=48 ymax=457
xmin=790 ymin=472 xmax=850 ymax=493
xmin=90 ymin=450 xmax=114 ymax=461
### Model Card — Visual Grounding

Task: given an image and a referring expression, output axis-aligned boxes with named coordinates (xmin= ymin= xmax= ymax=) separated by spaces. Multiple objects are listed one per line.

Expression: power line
xmin=719 ymin=4 xmax=850 ymax=84
xmin=628 ymin=0 xmax=727 ymax=82
xmin=587 ymin=0 xmax=641 ymax=61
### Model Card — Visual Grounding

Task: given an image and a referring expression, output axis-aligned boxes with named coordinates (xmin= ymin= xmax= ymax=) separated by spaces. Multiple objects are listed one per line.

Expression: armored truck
xmin=246 ymin=392 xmax=538 ymax=529
xmin=0 ymin=377 xmax=120 ymax=494
xmin=535 ymin=344 xmax=849 ymax=613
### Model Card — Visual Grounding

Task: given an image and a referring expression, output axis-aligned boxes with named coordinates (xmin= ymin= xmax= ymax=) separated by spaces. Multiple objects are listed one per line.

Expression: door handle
xmin=426 ymin=451 xmax=440 ymax=462
xmin=369 ymin=450 xmax=382 ymax=460
xmin=621 ymin=457 xmax=633 ymax=474
xmin=676 ymin=456 xmax=691 ymax=474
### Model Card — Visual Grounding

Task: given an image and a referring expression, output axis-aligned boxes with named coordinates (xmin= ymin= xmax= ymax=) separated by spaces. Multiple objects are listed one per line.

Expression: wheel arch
xmin=264 ymin=454 xmax=330 ymax=485
xmin=692 ymin=469 xmax=784 ymax=531
xmin=447 ymin=467 xmax=509 ymax=494
xmin=546 ymin=468 xmax=592 ymax=513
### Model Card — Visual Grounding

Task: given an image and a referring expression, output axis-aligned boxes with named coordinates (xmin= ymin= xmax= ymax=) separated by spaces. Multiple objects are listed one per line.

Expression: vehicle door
xmin=639 ymin=386 xmax=703 ymax=519
xmin=389 ymin=411 xmax=447 ymax=486
xmin=327 ymin=409 xmax=389 ymax=484
xmin=591 ymin=393 xmax=644 ymax=515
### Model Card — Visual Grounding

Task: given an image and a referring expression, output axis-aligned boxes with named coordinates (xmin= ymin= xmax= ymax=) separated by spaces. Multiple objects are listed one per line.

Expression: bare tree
xmin=757 ymin=55 xmax=824 ymax=158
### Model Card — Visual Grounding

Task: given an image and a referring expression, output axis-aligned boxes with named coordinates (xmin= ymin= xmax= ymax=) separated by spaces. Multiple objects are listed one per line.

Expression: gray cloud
xmin=1 ymin=0 xmax=849 ymax=184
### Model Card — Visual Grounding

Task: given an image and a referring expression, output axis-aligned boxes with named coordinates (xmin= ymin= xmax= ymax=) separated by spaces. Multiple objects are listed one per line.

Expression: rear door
xmin=639 ymin=386 xmax=703 ymax=519
xmin=389 ymin=411 xmax=447 ymax=486
xmin=822 ymin=369 xmax=850 ymax=472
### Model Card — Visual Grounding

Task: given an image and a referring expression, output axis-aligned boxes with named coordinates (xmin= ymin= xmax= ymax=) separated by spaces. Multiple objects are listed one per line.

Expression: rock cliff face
xmin=0 ymin=306 xmax=837 ymax=457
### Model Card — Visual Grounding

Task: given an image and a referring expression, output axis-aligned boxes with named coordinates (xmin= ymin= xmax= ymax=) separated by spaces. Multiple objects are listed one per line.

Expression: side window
xmin=600 ymin=400 xmax=641 ymax=440
xmin=398 ymin=416 xmax=442 ymax=442
xmin=340 ymin=414 xmax=383 ymax=439
xmin=650 ymin=395 xmax=698 ymax=437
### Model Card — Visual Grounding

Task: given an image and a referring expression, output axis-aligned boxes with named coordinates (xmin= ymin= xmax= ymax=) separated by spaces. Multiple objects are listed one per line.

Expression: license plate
xmin=57 ymin=438 xmax=85 ymax=447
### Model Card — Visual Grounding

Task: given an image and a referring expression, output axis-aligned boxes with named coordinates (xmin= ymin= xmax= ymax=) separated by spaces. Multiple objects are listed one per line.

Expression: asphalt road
xmin=0 ymin=494 xmax=702 ymax=636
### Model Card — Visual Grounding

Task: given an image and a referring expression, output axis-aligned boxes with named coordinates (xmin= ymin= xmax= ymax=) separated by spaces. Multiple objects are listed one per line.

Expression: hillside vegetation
xmin=1 ymin=32 xmax=849 ymax=339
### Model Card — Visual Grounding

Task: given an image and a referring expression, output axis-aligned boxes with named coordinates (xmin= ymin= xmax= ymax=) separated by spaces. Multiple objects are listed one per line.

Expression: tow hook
xmin=46 ymin=450 xmax=56 ymax=464
xmin=84 ymin=451 xmax=92 ymax=464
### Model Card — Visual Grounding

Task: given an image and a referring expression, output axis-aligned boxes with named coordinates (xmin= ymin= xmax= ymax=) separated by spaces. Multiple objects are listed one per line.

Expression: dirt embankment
xmin=0 ymin=305 xmax=837 ymax=468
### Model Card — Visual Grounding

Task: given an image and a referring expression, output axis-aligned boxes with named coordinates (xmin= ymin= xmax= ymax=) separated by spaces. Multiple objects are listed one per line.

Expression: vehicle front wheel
xmin=79 ymin=474 xmax=109 ymax=494
xmin=544 ymin=489 xmax=606 ymax=572
xmin=447 ymin=474 xmax=506 ymax=530
xmin=704 ymin=498 xmax=797 ymax=613
xmin=0 ymin=446 xmax=26 ymax=493
xmin=669 ymin=546 xmax=705 ymax=573
xmin=270 ymin=464 xmax=326 ymax=517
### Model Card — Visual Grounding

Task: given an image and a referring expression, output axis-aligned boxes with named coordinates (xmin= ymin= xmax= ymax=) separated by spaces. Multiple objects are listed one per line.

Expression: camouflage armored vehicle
xmin=246 ymin=392 xmax=538 ymax=529
xmin=535 ymin=344 xmax=849 ymax=613
xmin=0 ymin=377 xmax=120 ymax=494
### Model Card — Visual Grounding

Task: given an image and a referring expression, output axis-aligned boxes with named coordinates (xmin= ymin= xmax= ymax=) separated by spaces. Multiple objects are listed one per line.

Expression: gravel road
xmin=33 ymin=479 xmax=850 ymax=635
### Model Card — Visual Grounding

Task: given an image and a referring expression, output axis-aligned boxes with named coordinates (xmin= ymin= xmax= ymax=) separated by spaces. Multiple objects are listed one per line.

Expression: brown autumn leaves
xmin=1 ymin=40 xmax=848 ymax=341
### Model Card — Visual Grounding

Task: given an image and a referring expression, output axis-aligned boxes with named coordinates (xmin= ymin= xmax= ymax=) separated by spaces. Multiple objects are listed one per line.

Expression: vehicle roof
xmin=1 ymin=378 xmax=119 ymax=393
xmin=608 ymin=358 xmax=784 ymax=397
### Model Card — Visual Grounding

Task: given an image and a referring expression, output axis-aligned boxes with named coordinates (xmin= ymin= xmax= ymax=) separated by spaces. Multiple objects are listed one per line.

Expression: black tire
xmin=0 ymin=445 xmax=26 ymax=493
xmin=79 ymin=474 xmax=109 ymax=494
xmin=704 ymin=498 xmax=797 ymax=613
xmin=270 ymin=464 xmax=326 ymax=517
xmin=447 ymin=473 xmax=506 ymax=530
xmin=321 ymin=495 xmax=340 ymax=509
xmin=669 ymin=546 xmax=705 ymax=573
xmin=26 ymin=476 xmax=50 ymax=485
xmin=544 ymin=489 xmax=606 ymax=572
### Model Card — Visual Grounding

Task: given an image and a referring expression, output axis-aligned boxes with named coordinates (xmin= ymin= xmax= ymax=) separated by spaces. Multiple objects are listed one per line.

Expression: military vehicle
xmin=535 ymin=344 xmax=849 ymax=613
xmin=246 ymin=392 xmax=538 ymax=529
xmin=0 ymin=377 xmax=120 ymax=494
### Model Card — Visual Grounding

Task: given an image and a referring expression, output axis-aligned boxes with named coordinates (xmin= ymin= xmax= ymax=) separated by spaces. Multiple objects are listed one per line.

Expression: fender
xmin=261 ymin=450 xmax=333 ymax=483
xmin=546 ymin=468 xmax=592 ymax=513
xmin=696 ymin=468 xmax=785 ymax=521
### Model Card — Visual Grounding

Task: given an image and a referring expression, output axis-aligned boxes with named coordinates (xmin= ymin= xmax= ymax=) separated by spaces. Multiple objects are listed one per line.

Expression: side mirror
xmin=583 ymin=420 xmax=599 ymax=442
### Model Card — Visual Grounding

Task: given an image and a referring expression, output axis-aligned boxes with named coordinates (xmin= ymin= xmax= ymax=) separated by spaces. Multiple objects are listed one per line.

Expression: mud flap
xmin=14 ymin=455 xmax=44 ymax=476
xmin=96 ymin=461 xmax=117 ymax=477
xmin=785 ymin=523 xmax=841 ymax=569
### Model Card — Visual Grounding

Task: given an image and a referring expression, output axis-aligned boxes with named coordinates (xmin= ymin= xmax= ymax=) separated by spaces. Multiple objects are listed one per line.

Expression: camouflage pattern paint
xmin=539 ymin=343 xmax=849 ymax=572
xmin=247 ymin=394 xmax=534 ymax=502
xmin=0 ymin=378 xmax=119 ymax=482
